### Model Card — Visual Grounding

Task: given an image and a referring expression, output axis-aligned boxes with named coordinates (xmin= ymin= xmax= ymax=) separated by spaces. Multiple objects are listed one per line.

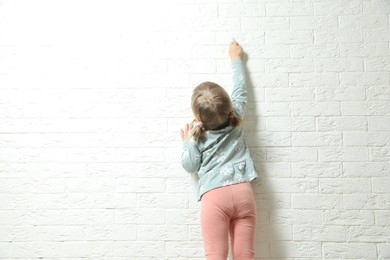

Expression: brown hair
xmin=189 ymin=81 xmax=243 ymax=140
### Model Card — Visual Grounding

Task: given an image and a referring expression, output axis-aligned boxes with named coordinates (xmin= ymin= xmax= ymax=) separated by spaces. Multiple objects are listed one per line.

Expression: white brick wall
xmin=0 ymin=0 xmax=389 ymax=259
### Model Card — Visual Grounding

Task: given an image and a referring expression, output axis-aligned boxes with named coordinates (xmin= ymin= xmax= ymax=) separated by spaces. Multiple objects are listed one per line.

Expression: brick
xmin=266 ymin=117 xmax=315 ymax=131
xmin=292 ymin=101 xmax=340 ymax=116
xmin=323 ymin=210 xmax=374 ymax=225
xmin=241 ymin=17 xmax=289 ymax=31
xmin=344 ymin=132 xmax=390 ymax=146
xmin=347 ymin=226 xmax=390 ymax=242
xmin=315 ymin=28 xmax=363 ymax=43
xmin=292 ymin=132 xmax=342 ymax=146
xmin=289 ymin=72 xmax=339 ymax=87
xmin=340 ymin=42 xmax=389 ymax=57
xmin=344 ymin=194 xmax=390 ymax=209
xmin=266 ymin=30 xmax=313 ymax=44
xmin=315 ymin=58 xmax=364 ymax=72
xmin=290 ymin=44 xmax=338 ymax=58
xmin=292 ymin=194 xmax=343 ymax=209
xmin=340 ymin=15 xmax=389 ymax=30
xmin=294 ymin=225 xmax=346 ymax=242
xmin=317 ymin=116 xmax=368 ymax=131
xmin=319 ymin=146 xmax=369 ymax=162
xmin=292 ymin=163 xmax=343 ymax=178
xmin=314 ymin=0 xmax=362 ymax=15
xmin=267 ymin=147 xmax=318 ymax=162
xmin=271 ymin=241 xmax=321 ymax=258
xmin=266 ymin=178 xmax=318 ymax=193
xmin=270 ymin=210 xmax=323 ymax=225
xmin=367 ymin=86 xmax=390 ymax=101
xmin=343 ymin=101 xmax=390 ymax=115
xmin=320 ymin=178 xmax=372 ymax=194
xmin=369 ymin=116 xmax=390 ymax=130
xmin=323 ymin=243 xmax=377 ymax=259
xmin=316 ymin=86 xmax=365 ymax=101
xmin=343 ymin=162 xmax=390 ymax=177
xmin=266 ymin=88 xmax=314 ymax=101
xmin=266 ymin=3 xmax=313 ymax=16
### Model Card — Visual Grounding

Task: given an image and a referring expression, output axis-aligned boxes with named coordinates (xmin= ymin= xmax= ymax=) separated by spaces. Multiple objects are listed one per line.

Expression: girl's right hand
xmin=229 ymin=41 xmax=243 ymax=61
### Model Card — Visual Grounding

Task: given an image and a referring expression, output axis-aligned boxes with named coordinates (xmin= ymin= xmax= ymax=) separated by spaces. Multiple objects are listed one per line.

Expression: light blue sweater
xmin=181 ymin=60 xmax=258 ymax=201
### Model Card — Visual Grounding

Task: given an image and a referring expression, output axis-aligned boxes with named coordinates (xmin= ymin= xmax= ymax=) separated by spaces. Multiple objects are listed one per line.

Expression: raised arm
xmin=229 ymin=42 xmax=247 ymax=119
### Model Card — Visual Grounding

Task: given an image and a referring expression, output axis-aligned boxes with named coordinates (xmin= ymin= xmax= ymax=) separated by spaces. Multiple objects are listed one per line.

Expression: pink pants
xmin=201 ymin=182 xmax=256 ymax=260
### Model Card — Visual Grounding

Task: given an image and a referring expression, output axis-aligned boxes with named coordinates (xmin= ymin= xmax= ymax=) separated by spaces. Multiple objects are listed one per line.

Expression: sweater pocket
xmin=234 ymin=160 xmax=246 ymax=174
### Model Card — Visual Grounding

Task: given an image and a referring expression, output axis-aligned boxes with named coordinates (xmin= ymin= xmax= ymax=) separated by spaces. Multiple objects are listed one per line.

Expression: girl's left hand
xmin=180 ymin=123 xmax=192 ymax=141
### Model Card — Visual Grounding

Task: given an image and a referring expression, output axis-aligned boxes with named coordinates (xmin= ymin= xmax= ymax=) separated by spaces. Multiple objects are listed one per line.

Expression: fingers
xmin=180 ymin=123 xmax=191 ymax=141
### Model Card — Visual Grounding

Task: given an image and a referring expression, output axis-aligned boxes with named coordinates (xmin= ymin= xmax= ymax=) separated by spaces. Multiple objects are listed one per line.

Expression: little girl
xmin=180 ymin=41 xmax=258 ymax=260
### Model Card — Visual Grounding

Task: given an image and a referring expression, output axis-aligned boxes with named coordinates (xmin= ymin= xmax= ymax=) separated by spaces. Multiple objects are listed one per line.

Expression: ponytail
xmin=190 ymin=119 xmax=206 ymax=140
xmin=229 ymin=111 xmax=243 ymax=128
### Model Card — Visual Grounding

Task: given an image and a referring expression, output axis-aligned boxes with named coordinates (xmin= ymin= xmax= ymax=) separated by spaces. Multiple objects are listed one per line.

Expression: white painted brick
xmin=266 ymin=30 xmax=313 ymax=44
xmin=266 ymin=3 xmax=313 ymax=16
xmin=290 ymin=43 xmax=338 ymax=58
xmin=340 ymin=15 xmax=389 ymax=30
xmin=315 ymin=28 xmax=363 ymax=44
xmin=116 ymin=178 xmax=165 ymax=193
xmin=292 ymin=132 xmax=342 ymax=146
xmin=314 ymin=0 xmax=362 ymax=15
xmin=366 ymin=57 xmax=390 ymax=71
xmin=376 ymin=211 xmax=390 ymax=226
xmin=166 ymin=241 xmax=204 ymax=257
xmin=219 ymin=3 xmax=266 ymax=17
xmin=323 ymin=210 xmax=375 ymax=226
xmin=267 ymin=147 xmax=318 ymax=162
xmin=323 ymin=242 xmax=377 ymax=259
xmin=137 ymin=193 xmax=188 ymax=209
xmin=166 ymin=209 xmax=200 ymax=225
xmin=292 ymin=162 xmax=343 ymax=178
xmin=370 ymin=147 xmax=390 ymax=162
xmin=293 ymin=225 xmax=346 ymax=242
xmin=316 ymin=86 xmax=366 ymax=101
xmin=137 ymin=225 xmax=187 ymax=241
xmin=289 ymin=72 xmax=339 ymax=87
xmin=315 ymin=58 xmax=364 ymax=72
xmin=266 ymin=178 xmax=318 ymax=193
xmin=290 ymin=16 xmax=338 ymax=30
xmin=320 ymin=178 xmax=372 ymax=194
xmin=340 ymin=42 xmax=389 ymax=57
xmin=369 ymin=116 xmax=390 ymax=130
xmin=319 ymin=146 xmax=369 ymax=162
xmin=266 ymin=88 xmax=314 ymax=101
xmin=270 ymin=210 xmax=323 ymax=225
xmin=266 ymin=58 xmax=314 ymax=73
xmin=317 ymin=116 xmax=368 ymax=131
xmin=241 ymin=17 xmax=289 ymax=30
xmin=271 ymin=241 xmax=321 ymax=258
xmin=364 ymin=0 xmax=390 ymax=14
xmin=292 ymin=101 xmax=340 ymax=116
xmin=343 ymin=162 xmax=390 ymax=177
xmin=378 ymin=243 xmax=390 ymax=259
xmin=266 ymin=117 xmax=316 ymax=131
xmin=292 ymin=194 xmax=343 ymax=209
xmin=341 ymin=101 xmax=390 ymax=116
xmin=247 ymin=132 xmax=291 ymax=147
xmin=373 ymin=178 xmax=390 ymax=193
xmin=364 ymin=29 xmax=390 ymax=42
xmin=347 ymin=225 xmax=390 ymax=242
xmin=367 ymin=86 xmax=390 ymax=101
xmin=344 ymin=194 xmax=390 ymax=209
xmin=115 ymin=209 xmax=165 ymax=225
xmin=344 ymin=132 xmax=390 ymax=146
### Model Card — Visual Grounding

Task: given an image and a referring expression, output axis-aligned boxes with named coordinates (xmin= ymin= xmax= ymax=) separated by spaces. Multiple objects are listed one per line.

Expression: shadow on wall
xmin=243 ymin=57 xmax=287 ymax=259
